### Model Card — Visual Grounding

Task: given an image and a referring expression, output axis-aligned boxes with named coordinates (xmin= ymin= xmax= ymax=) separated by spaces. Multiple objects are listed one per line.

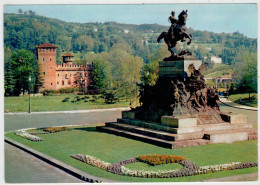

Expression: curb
xmin=4 ymin=137 xmax=117 ymax=183
xmin=4 ymin=107 xmax=131 ymax=115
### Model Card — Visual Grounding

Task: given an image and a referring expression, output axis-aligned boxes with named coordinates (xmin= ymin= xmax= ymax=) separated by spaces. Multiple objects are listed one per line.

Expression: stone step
xmin=118 ymin=118 xmax=253 ymax=134
xmin=118 ymin=118 xmax=177 ymax=133
xmin=204 ymin=130 xmax=249 ymax=144
xmin=248 ymin=134 xmax=258 ymax=140
xmin=174 ymin=123 xmax=253 ymax=134
xmin=106 ymin=122 xmax=206 ymax=141
xmin=97 ymin=126 xmax=210 ymax=149
xmin=106 ymin=122 xmax=177 ymax=141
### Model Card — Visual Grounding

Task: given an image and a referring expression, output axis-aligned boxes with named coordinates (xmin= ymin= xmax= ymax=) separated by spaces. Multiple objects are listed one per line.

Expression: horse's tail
xmin=157 ymin=31 xmax=167 ymax=43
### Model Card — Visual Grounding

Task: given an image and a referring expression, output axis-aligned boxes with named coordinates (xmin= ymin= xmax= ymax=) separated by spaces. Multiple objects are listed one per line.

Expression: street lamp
xmin=28 ymin=75 xmax=31 ymax=113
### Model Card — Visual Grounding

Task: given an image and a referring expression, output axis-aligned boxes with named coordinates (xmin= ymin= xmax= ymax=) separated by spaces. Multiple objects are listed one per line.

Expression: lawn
xmin=4 ymin=94 xmax=137 ymax=112
xmin=5 ymin=125 xmax=258 ymax=182
xmin=229 ymin=93 xmax=258 ymax=108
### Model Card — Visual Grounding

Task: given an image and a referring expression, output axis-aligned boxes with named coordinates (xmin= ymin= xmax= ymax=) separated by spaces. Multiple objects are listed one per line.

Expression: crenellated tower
xmin=36 ymin=43 xmax=58 ymax=91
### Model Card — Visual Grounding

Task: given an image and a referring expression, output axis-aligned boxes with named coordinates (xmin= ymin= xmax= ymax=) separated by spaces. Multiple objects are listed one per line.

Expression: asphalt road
xmin=4 ymin=110 xmax=122 ymax=183
xmin=4 ymin=104 xmax=258 ymax=183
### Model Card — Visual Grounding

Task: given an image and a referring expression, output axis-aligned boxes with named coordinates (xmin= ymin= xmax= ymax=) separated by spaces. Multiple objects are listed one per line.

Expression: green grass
xmin=4 ymin=94 xmax=138 ymax=112
xmin=229 ymin=93 xmax=258 ymax=108
xmin=5 ymin=125 xmax=258 ymax=182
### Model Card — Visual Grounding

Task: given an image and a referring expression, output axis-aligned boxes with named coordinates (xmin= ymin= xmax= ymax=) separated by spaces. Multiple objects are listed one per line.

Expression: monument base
xmin=97 ymin=111 xmax=257 ymax=149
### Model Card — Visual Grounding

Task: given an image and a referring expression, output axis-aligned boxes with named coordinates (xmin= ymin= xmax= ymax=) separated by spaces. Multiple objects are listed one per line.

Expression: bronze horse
xmin=157 ymin=10 xmax=192 ymax=55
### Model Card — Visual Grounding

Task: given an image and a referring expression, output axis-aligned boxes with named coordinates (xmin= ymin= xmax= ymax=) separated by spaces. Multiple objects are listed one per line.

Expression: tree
xmin=7 ymin=49 xmax=38 ymax=96
xmin=18 ymin=9 xmax=23 ymax=14
xmin=92 ymin=59 xmax=111 ymax=90
xmin=236 ymin=52 xmax=257 ymax=100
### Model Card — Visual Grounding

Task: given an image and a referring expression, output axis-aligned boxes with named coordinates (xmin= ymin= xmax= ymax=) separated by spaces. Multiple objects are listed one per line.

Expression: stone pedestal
xmin=220 ymin=113 xmax=248 ymax=124
xmin=161 ymin=116 xmax=197 ymax=128
xmin=159 ymin=57 xmax=202 ymax=80
xmin=122 ymin=111 xmax=135 ymax=120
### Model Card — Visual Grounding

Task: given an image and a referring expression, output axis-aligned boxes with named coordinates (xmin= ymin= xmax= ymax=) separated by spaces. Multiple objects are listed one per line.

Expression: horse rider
xmin=168 ymin=11 xmax=178 ymax=39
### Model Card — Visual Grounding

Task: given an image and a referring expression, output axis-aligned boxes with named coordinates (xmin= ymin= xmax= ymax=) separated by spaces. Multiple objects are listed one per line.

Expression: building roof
xmin=36 ymin=43 xmax=57 ymax=48
xmin=62 ymin=52 xmax=74 ymax=57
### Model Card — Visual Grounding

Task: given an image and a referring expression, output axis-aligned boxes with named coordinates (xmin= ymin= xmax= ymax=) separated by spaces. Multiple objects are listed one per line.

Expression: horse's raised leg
xmin=187 ymin=34 xmax=192 ymax=45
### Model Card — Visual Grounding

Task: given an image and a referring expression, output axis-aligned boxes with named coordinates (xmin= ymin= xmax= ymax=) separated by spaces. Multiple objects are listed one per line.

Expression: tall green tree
xmin=92 ymin=59 xmax=111 ymax=90
xmin=236 ymin=52 xmax=257 ymax=99
xmin=6 ymin=49 xmax=38 ymax=96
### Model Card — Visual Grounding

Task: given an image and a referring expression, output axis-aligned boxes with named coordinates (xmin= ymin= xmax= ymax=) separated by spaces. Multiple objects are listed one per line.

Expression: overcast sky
xmin=4 ymin=4 xmax=258 ymax=38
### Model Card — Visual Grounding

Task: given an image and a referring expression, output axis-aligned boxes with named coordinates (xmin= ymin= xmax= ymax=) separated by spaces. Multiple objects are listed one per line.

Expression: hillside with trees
xmin=4 ymin=12 xmax=257 ymax=97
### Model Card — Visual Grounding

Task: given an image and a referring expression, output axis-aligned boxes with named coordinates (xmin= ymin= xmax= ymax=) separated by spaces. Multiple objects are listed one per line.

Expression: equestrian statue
xmin=157 ymin=10 xmax=193 ymax=57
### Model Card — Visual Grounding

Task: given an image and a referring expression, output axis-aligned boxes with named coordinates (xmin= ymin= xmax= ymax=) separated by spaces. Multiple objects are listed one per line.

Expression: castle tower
xmin=36 ymin=43 xmax=57 ymax=91
xmin=62 ymin=52 xmax=74 ymax=65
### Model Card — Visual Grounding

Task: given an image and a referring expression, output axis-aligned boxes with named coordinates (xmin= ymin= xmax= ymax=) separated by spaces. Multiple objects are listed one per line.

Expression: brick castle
xmin=36 ymin=43 xmax=94 ymax=92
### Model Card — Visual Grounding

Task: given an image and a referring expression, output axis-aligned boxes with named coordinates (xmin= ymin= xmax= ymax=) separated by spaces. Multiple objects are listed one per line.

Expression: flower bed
xmin=71 ymin=153 xmax=258 ymax=178
xmin=43 ymin=126 xmax=68 ymax=133
xmin=71 ymin=154 xmax=111 ymax=170
xmin=14 ymin=129 xmax=44 ymax=142
xmin=137 ymin=154 xmax=186 ymax=166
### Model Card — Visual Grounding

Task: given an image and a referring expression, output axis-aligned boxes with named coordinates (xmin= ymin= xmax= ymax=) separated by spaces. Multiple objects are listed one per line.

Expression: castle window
xmin=43 ymin=72 xmax=45 ymax=75
xmin=57 ymin=82 xmax=59 ymax=84
xmin=62 ymin=81 xmax=64 ymax=85
xmin=51 ymin=83 xmax=53 ymax=85
xmin=42 ymin=58 xmax=45 ymax=62
xmin=85 ymin=73 xmax=87 ymax=77
xmin=58 ymin=74 xmax=59 ymax=77
xmin=50 ymin=57 xmax=52 ymax=61
xmin=68 ymin=81 xmax=71 ymax=85
xmin=65 ymin=74 xmax=68 ymax=79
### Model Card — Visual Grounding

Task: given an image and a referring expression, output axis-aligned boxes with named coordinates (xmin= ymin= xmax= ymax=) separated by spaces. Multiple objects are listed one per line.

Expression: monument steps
xmin=97 ymin=126 xmax=210 ymax=149
xmin=105 ymin=122 xmax=208 ymax=141
xmin=97 ymin=118 xmax=257 ymax=149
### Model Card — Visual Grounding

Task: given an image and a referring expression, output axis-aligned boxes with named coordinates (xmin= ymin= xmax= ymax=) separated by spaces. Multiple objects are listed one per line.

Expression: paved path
xmin=201 ymin=172 xmax=258 ymax=182
xmin=219 ymin=97 xmax=258 ymax=125
xmin=5 ymin=109 xmax=125 ymax=132
xmin=5 ymin=142 xmax=84 ymax=183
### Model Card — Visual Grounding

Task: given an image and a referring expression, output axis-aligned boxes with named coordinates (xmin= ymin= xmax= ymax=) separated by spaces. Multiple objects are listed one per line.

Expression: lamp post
xmin=28 ymin=75 xmax=31 ymax=113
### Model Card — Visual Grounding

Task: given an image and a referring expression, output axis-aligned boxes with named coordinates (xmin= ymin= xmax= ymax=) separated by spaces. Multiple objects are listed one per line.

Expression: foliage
xmin=103 ymin=90 xmax=119 ymax=104
xmin=235 ymin=52 xmax=257 ymax=95
xmin=4 ymin=49 xmax=38 ymax=96
xmin=4 ymin=13 xmax=257 ymax=98
xmin=43 ymin=126 xmax=68 ymax=133
xmin=92 ymin=59 xmax=111 ymax=90
xmin=138 ymin=154 xmax=186 ymax=166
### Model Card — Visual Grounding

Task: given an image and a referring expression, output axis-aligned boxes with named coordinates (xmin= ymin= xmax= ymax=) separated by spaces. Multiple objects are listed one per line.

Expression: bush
xmin=62 ymin=97 xmax=70 ymax=102
xmin=42 ymin=89 xmax=60 ymax=96
xmin=59 ymin=87 xmax=78 ymax=94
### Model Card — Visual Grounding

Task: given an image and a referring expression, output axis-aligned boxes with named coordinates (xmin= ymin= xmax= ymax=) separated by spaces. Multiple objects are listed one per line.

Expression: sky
xmin=4 ymin=4 xmax=258 ymax=38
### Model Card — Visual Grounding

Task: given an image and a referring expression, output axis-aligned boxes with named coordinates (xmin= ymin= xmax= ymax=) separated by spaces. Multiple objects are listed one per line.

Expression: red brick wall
xmin=37 ymin=47 xmax=57 ymax=91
